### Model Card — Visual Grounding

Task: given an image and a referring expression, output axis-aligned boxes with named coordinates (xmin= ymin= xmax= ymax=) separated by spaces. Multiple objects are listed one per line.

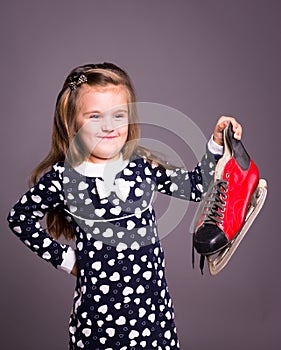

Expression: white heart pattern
xmin=31 ymin=195 xmax=41 ymax=203
xmin=82 ymin=328 xmax=91 ymax=337
xmin=95 ymin=208 xmax=106 ymax=217
xmin=103 ymin=228 xmax=113 ymax=238
xmin=78 ymin=181 xmax=89 ymax=191
xmin=43 ymin=238 xmax=52 ymax=248
xmin=99 ymin=284 xmax=110 ymax=294
xmin=110 ymin=206 xmax=122 ymax=215
xmin=109 ymin=272 xmax=120 ymax=282
xmin=123 ymin=168 xmax=133 ymax=176
xmin=97 ymin=304 xmax=108 ymax=314
xmin=135 ymin=188 xmax=144 ymax=197
xmin=115 ymin=316 xmax=126 ymax=325
xmin=126 ymin=220 xmax=135 ymax=230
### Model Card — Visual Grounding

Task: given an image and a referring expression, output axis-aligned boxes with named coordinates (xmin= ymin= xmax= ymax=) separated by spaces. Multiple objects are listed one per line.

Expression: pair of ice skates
xmin=193 ymin=123 xmax=267 ymax=275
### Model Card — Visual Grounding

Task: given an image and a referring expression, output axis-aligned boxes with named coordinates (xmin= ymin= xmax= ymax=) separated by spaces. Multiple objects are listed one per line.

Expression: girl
xmin=7 ymin=62 xmax=242 ymax=350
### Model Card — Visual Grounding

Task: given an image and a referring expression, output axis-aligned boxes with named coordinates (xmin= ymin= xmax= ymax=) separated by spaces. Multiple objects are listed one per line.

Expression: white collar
xmin=74 ymin=155 xmax=129 ymax=184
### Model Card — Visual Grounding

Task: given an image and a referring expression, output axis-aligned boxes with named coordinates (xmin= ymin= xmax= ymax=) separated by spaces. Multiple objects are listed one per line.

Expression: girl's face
xmin=75 ymin=84 xmax=129 ymax=163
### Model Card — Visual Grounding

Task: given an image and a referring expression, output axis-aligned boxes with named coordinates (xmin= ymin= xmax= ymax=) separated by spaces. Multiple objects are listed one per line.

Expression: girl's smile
xmin=75 ymin=84 xmax=129 ymax=163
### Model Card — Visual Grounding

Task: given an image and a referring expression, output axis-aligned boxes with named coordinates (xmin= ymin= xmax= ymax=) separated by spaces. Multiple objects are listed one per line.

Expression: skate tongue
xmin=215 ymin=122 xmax=251 ymax=180
xmin=215 ymin=123 xmax=232 ymax=180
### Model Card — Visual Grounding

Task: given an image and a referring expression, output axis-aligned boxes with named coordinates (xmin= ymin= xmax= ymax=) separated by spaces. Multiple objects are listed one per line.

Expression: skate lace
xmin=201 ymin=179 xmax=228 ymax=225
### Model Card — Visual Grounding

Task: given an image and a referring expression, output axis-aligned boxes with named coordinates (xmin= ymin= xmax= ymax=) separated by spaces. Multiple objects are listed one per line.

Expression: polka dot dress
xmin=8 ymin=150 xmax=216 ymax=350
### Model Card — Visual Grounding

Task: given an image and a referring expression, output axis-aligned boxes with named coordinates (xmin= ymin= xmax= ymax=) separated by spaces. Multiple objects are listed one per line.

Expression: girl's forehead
xmin=76 ymin=84 xmax=129 ymax=111
xmin=80 ymin=83 xmax=127 ymax=96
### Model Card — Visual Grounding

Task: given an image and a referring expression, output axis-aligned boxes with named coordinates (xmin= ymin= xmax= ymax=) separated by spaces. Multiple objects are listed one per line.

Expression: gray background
xmin=1 ymin=0 xmax=280 ymax=349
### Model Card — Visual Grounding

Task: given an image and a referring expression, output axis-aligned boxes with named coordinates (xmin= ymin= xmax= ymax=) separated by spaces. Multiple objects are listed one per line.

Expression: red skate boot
xmin=193 ymin=123 xmax=267 ymax=275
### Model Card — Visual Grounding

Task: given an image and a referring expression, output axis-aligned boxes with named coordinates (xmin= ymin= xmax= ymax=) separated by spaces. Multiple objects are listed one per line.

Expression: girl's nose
xmin=101 ymin=117 xmax=114 ymax=132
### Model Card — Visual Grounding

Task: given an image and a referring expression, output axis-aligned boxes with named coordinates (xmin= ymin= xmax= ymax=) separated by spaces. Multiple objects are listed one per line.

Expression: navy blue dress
xmin=8 ymin=150 xmax=217 ymax=350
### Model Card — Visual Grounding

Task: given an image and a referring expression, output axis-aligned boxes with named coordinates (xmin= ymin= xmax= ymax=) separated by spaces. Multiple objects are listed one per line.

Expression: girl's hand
xmin=213 ymin=115 xmax=242 ymax=146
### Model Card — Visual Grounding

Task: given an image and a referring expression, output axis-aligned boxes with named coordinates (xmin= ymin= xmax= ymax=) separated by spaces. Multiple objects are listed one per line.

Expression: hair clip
xmin=68 ymin=74 xmax=87 ymax=91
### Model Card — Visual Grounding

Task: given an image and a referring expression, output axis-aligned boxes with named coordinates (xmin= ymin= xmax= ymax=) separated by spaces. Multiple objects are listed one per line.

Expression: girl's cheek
xmin=78 ymin=125 xmax=100 ymax=148
xmin=83 ymin=122 xmax=100 ymax=135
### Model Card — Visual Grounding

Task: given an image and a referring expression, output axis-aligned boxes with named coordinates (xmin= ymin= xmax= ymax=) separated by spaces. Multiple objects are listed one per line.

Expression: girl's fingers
xmin=217 ymin=116 xmax=242 ymax=140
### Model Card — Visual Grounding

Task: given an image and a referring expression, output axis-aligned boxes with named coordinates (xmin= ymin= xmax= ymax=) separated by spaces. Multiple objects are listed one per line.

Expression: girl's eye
xmin=89 ymin=114 xmax=101 ymax=119
xmin=115 ymin=113 xmax=127 ymax=119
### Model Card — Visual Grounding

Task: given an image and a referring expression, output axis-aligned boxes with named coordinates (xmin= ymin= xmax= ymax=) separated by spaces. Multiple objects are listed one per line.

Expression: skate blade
xmin=207 ymin=179 xmax=268 ymax=276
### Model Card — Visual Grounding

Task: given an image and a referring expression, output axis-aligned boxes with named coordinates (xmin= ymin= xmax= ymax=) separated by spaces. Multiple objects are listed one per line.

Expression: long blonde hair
xmin=30 ymin=62 xmax=171 ymax=240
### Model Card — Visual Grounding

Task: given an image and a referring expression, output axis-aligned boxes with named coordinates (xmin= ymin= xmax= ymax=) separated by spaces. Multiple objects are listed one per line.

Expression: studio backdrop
xmin=0 ymin=1 xmax=280 ymax=349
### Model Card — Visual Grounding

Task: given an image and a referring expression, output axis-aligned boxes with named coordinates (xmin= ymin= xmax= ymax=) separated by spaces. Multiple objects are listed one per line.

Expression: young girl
xmin=7 ymin=62 xmax=242 ymax=350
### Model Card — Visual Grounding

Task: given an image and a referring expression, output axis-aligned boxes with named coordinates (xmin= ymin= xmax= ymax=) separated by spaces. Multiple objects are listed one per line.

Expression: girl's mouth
xmin=98 ymin=135 xmax=117 ymax=139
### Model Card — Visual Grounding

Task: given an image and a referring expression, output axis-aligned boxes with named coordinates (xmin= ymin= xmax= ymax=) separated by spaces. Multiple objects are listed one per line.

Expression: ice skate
xmin=193 ymin=123 xmax=267 ymax=275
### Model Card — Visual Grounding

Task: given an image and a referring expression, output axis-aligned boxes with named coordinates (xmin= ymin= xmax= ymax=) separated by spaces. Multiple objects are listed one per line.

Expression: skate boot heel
xmin=193 ymin=123 xmax=267 ymax=275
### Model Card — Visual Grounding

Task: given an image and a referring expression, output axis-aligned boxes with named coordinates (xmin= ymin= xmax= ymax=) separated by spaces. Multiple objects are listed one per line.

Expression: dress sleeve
xmin=7 ymin=163 xmax=76 ymax=274
xmin=151 ymin=143 xmax=221 ymax=202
